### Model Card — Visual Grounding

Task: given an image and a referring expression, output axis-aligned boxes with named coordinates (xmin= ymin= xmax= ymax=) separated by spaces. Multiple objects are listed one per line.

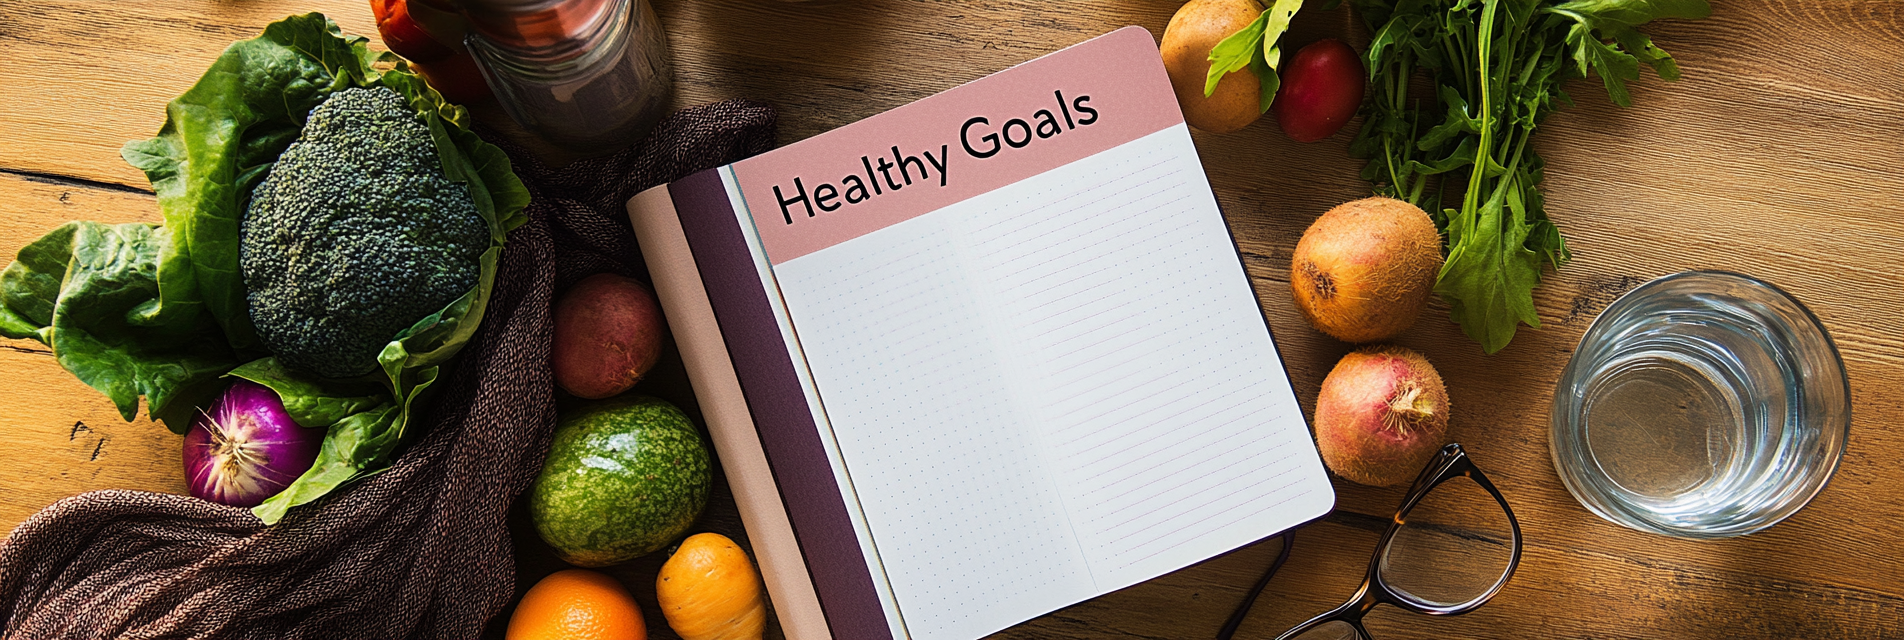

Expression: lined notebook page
xmin=959 ymin=126 xmax=1326 ymax=589
xmin=767 ymin=124 xmax=1331 ymax=640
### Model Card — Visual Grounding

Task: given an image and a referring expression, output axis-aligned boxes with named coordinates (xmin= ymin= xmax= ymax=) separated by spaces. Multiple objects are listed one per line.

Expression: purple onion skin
xmin=183 ymin=379 xmax=323 ymax=508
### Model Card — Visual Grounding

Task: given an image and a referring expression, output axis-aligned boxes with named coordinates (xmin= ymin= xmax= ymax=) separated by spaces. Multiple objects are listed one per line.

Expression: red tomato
xmin=1273 ymin=39 xmax=1366 ymax=143
xmin=414 ymin=51 xmax=495 ymax=105
xmin=374 ymin=0 xmax=453 ymax=63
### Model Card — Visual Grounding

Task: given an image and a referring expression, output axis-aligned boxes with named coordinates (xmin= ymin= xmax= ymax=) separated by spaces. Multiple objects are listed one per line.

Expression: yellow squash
xmin=656 ymin=533 xmax=767 ymax=640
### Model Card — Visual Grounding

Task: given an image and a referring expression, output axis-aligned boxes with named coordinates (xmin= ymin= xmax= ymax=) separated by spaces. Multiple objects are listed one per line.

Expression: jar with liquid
xmin=462 ymin=0 xmax=673 ymax=155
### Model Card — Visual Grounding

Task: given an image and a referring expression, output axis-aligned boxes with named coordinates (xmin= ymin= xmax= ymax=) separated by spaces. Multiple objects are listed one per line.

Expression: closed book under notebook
xmin=625 ymin=27 xmax=1334 ymax=640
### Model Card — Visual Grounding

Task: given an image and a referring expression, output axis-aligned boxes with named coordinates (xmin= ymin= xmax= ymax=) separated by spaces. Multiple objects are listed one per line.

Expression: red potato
xmin=1273 ymin=39 xmax=1366 ymax=142
xmin=553 ymin=273 xmax=668 ymax=399
xmin=1313 ymin=345 xmax=1450 ymax=487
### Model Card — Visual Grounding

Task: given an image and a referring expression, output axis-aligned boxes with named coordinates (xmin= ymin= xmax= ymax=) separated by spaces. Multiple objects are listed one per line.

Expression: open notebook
xmin=626 ymin=26 xmax=1334 ymax=640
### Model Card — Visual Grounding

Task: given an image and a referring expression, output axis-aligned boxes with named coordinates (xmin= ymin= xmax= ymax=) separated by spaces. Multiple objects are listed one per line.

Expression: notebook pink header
xmin=731 ymin=26 xmax=1184 ymax=264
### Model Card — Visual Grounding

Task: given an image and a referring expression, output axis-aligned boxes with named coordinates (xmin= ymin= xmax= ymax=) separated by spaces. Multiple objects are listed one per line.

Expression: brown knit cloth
xmin=0 ymin=99 xmax=777 ymax=639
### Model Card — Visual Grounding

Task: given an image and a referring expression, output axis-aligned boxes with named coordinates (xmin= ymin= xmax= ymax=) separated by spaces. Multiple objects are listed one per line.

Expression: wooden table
xmin=4 ymin=1 xmax=1902 ymax=637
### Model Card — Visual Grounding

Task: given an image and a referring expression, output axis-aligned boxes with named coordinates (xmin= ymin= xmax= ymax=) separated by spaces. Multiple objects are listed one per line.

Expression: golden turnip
xmin=1290 ymin=197 xmax=1441 ymax=343
xmin=1161 ymin=0 xmax=1267 ymax=133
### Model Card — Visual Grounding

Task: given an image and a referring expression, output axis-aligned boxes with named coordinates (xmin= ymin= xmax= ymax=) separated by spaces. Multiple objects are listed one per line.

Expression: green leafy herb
xmin=1348 ymin=0 xmax=1709 ymax=353
xmin=1205 ymin=0 xmax=1308 ymax=112
xmin=0 ymin=13 xmax=529 ymax=523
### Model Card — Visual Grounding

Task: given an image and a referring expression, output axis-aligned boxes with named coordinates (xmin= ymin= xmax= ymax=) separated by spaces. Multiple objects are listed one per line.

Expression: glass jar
xmin=462 ymin=0 xmax=673 ymax=156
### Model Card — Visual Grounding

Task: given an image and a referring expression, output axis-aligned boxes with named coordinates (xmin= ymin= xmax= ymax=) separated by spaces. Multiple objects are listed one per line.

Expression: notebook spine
xmin=656 ymin=169 xmax=895 ymax=640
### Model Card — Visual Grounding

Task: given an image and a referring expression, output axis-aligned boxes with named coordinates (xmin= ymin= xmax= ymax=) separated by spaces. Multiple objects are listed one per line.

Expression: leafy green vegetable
xmin=0 ymin=222 xmax=240 ymax=429
xmin=1348 ymin=0 xmax=1709 ymax=353
xmin=243 ymin=86 xmax=491 ymax=379
xmin=225 ymin=357 xmax=406 ymax=523
xmin=117 ymin=16 xmax=384 ymax=357
xmin=1205 ymin=0 xmax=1308 ymax=112
xmin=0 ymin=13 xmax=529 ymax=523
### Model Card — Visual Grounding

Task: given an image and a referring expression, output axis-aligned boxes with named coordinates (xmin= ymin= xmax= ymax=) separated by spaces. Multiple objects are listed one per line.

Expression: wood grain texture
xmin=0 ymin=167 xmax=187 ymax=527
xmin=0 ymin=346 xmax=193 ymax=534
xmin=0 ymin=3 xmax=381 ymax=189
xmin=3 ymin=0 xmax=1903 ymax=638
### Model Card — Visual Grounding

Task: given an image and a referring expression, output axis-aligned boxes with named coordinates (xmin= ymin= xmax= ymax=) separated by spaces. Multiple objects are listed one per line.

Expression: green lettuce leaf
xmin=0 ymin=222 xmax=77 ymax=342
xmin=0 ymin=222 xmax=241 ymax=430
xmin=227 ymin=358 xmax=387 ymax=428
xmin=1351 ymin=0 xmax=1706 ymax=353
xmin=0 ymin=13 xmax=529 ymax=523
xmin=1207 ymin=11 xmax=1269 ymax=97
xmin=228 ymin=357 xmax=411 ymax=524
xmin=1436 ymin=170 xmax=1547 ymax=354
xmin=1546 ymin=0 xmax=1712 ymax=28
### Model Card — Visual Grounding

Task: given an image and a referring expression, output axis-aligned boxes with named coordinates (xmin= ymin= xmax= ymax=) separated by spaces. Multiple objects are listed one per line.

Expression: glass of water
xmin=1551 ymin=271 xmax=1850 ymax=538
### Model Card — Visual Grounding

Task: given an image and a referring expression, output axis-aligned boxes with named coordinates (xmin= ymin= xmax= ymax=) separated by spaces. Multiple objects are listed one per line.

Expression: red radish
xmin=1313 ymin=346 xmax=1449 ymax=487
xmin=1273 ymin=39 xmax=1366 ymax=142
xmin=552 ymin=273 xmax=668 ymax=399
xmin=184 ymin=380 xmax=324 ymax=508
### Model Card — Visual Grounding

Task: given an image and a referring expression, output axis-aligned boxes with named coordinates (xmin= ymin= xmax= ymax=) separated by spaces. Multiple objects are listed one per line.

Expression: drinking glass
xmin=1218 ymin=444 xmax=1522 ymax=640
xmin=1550 ymin=271 xmax=1849 ymax=538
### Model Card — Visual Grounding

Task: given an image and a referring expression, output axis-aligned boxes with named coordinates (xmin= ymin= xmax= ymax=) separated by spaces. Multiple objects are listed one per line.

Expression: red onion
xmin=183 ymin=379 xmax=323 ymax=508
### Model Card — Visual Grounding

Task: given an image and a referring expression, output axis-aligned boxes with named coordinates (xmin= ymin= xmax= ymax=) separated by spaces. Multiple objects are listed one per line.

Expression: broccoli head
xmin=241 ymin=86 xmax=490 ymax=379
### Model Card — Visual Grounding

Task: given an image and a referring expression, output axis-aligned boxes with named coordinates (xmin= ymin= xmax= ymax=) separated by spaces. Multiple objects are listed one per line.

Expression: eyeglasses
xmin=1217 ymin=443 xmax=1523 ymax=640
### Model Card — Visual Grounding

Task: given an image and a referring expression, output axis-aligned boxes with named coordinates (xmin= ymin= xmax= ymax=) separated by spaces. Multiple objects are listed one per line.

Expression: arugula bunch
xmin=1348 ymin=0 xmax=1709 ymax=353
xmin=1205 ymin=0 xmax=1308 ymax=111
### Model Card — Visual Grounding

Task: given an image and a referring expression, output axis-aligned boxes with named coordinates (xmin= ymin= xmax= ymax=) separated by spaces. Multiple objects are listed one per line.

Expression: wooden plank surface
xmin=3 ymin=0 xmax=1903 ymax=638
xmin=0 ymin=173 xmax=180 ymax=529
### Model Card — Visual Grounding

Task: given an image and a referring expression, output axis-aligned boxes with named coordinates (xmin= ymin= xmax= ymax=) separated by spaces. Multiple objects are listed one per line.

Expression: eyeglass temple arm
xmin=1215 ymin=534 xmax=1295 ymax=640
xmin=1385 ymin=444 xmax=1526 ymax=615
xmin=1430 ymin=445 xmax=1524 ymax=578
xmin=1459 ymin=452 xmax=1526 ymax=602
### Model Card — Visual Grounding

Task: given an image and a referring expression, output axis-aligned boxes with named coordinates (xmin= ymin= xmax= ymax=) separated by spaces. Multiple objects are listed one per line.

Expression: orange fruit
xmin=656 ymin=533 xmax=766 ymax=640
xmin=507 ymin=569 xmax=648 ymax=640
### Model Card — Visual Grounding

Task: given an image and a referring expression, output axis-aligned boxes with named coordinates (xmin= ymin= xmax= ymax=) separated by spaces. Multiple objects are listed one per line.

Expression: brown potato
xmin=1161 ymin=0 xmax=1266 ymax=133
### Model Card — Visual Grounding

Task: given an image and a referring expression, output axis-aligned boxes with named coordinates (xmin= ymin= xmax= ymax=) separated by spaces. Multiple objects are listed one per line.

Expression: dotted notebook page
xmin=771 ymin=125 xmax=1330 ymax=640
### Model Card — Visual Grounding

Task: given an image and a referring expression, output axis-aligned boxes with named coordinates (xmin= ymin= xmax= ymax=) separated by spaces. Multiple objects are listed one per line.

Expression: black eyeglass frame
xmin=1219 ymin=443 xmax=1523 ymax=640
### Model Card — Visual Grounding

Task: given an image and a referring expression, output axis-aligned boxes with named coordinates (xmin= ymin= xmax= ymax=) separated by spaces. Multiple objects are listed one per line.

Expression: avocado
xmin=530 ymin=396 xmax=712 ymax=567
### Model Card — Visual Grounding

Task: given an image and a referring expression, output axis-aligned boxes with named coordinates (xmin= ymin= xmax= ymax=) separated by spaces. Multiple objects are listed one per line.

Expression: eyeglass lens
xmin=1288 ymin=620 xmax=1361 ymax=640
xmin=1377 ymin=473 xmax=1515 ymax=608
